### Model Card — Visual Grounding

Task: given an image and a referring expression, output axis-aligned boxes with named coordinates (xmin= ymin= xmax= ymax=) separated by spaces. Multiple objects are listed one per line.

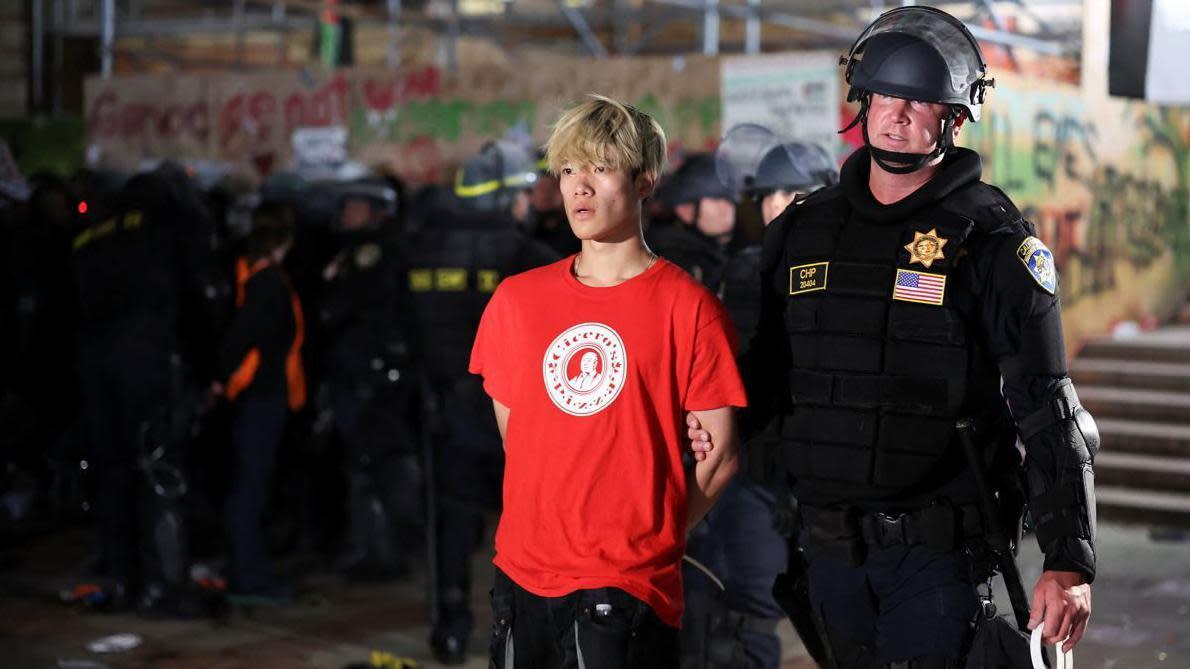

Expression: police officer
xmin=719 ymin=136 xmax=839 ymax=351
xmin=319 ymin=180 xmax=420 ymax=581
xmin=692 ymin=7 xmax=1097 ymax=667
xmin=681 ymin=133 xmax=840 ymax=669
xmin=409 ymin=140 xmax=558 ymax=664
xmin=648 ymin=153 xmax=737 ymax=290
xmin=741 ymin=8 xmax=1096 ymax=667
xmin=72 ymin=163 xmax=229 ymax=615
xmin=526 ymin=151 xmax=581 ymax=256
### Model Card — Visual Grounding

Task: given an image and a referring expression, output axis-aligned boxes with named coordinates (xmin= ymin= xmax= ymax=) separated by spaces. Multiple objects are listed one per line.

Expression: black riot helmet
xmin=752 ymin=142 xmax=838 ymax=196
xmin=334 ymin=178 xmax=399 ymax=228
xmin=658 ymin=153 xmax=739 ymax=208
xmin=714 ymin=124 xmax=837 ymax=200
xmin=454 ymin=140 xmax=537 ymax=213
xmin=840 ymin=6 xmax=993 ymax=174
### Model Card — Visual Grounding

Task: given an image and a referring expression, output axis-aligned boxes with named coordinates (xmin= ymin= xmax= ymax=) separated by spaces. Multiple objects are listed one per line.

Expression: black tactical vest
xmin=409 ymin=209 xmax=559 ymax=388
xmin=720 ymin=244 xmax=762 ymax=356
xmin=771 ymin=148 xmax=1014 ymax=505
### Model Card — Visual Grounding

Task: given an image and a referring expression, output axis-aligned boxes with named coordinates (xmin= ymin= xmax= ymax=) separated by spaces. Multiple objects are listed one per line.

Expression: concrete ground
xmin=1 ymin=520 xmax=1185 ymax=668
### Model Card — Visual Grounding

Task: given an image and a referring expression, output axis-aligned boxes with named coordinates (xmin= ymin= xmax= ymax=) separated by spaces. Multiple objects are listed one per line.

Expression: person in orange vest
xmin=211 ymin=202 xmax=306 ymax=603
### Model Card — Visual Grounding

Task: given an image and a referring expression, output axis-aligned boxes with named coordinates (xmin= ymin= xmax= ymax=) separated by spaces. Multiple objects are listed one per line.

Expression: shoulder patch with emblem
xmin=354 ymin=242 xmax=382 ymax=269
xmin=1015 ymin=236 xmax=1056 ymax=295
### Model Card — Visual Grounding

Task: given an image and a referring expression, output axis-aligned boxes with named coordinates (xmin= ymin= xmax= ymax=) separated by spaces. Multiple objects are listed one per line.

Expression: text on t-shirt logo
xmin=542 ymin=322 xmax=627 ymax=417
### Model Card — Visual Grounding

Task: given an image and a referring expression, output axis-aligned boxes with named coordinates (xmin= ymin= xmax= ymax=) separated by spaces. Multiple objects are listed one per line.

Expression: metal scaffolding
xmin=28 ymin=0 xmax=1083 ymax=111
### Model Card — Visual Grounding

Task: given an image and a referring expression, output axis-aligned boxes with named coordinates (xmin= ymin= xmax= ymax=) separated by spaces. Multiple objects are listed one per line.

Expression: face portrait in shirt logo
xmin=567 ymin=350 xmax=603 ymax=392
xmin=543 ymin=323 xmax=626 ymax=416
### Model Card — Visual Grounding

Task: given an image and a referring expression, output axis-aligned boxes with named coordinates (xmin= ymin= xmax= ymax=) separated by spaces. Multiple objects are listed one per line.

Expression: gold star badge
xmin=904 ymin=228 xmax=948 ymax=268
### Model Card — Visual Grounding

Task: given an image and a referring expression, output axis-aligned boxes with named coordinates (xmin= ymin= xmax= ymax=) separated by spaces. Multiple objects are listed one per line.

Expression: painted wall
xmin=961 ymin=74 xmax=1188 ymax=348
xmin=83 ymin=43 xmax=1187 ymax=348
xmin=84 ymin=55 xmax=721 ymax=184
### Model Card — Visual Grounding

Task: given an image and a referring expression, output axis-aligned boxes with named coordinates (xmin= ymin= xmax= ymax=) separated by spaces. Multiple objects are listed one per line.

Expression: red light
xmin=78 ymin=201 xmax=88 ymax=215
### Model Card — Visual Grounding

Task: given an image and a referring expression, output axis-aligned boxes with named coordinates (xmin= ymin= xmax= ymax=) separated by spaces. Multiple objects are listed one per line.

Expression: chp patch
xmin=1016 ymin=236 xmax=1057 ymax=295
xmin=789 ymin=262 xmax=829 ymax=296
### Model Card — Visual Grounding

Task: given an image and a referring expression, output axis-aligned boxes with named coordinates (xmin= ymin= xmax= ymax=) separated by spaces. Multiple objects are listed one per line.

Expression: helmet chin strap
xmin=842 ymin=94 xmax=961 ymax=175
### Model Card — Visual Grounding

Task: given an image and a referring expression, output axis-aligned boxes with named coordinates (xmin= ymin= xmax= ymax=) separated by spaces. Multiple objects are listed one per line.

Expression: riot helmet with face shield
xmin=839 ymin=6 xmax=993 ymax=174
xmin=453 ymin=140 xmax=538 ymax=214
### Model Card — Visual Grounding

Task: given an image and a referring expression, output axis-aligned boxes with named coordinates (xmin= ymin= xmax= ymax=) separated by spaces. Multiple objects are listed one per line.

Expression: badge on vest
xmin=904 ymin=228 xmax=948 ymax=268
xmin=789 ymin=262 xmax=829 ymax=296
xmin=354 ymin=242 xmax=382 ymax=269
xmin=893 ymin=268 xmax=947 ymax=306
xmin=1016 ymin=236 xmax=1057 ymax=295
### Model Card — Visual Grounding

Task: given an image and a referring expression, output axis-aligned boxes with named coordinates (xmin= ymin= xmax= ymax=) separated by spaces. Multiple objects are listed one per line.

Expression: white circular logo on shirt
xmin=542 ymin=322 xmax=627 ymax=416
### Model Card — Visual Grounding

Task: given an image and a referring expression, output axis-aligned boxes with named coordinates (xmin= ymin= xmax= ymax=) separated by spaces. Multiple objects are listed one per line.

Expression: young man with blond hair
xmin=469 ymin=94 xmax=746 ymax=667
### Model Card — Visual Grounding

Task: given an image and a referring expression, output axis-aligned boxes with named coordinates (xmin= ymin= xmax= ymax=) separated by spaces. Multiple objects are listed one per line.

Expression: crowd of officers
xmin=0 ymin=131 xmax=823 ymax=666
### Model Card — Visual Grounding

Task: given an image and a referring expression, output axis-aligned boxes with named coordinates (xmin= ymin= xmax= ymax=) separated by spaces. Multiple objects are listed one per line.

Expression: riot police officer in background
xmin=716 ymin=130 xmax=839 ymax=351
xmin=319 ymin=180 xmax=421 ymax=581
xmin=409 ymin=140 xmax=558 ymax=664
xmin=526 ymin=151 xmax=580 ymax=256
xmin=729 ymin=7 xmax=1097 ymax=667
xmin=647 ymin=153 xmax=738 ymax=290
xmin=72 ymin=163 xmax=229 ymax=615
xmin=680 ymin=130 xmax=839 ymax=669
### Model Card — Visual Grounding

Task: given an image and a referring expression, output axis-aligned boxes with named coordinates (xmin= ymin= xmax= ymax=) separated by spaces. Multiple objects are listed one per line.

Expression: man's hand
xmin=686 ymin=408 xmax=738 ymax=529
xmin=687 ymin=412 xmax=713 ymax=461
xmin=1029 ymin=570 xmax=1092 ymax=653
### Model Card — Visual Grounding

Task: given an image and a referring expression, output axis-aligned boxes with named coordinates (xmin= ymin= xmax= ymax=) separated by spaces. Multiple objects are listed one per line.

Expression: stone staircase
xmin=1072 ymin=321 xmax=1190 ymax=527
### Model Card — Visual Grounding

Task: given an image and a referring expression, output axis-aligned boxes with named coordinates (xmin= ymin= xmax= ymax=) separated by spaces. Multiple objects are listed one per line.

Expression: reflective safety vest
xmin=227 ymin=256 xmax=307 ymax=410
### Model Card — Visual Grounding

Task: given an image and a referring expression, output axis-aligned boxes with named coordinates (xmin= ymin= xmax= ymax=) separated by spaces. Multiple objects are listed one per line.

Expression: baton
xmin=956 ymin=418 xmax=1032 ymax=633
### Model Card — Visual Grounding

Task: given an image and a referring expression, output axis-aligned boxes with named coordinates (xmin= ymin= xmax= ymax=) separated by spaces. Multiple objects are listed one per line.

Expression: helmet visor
xmin=850 ymin=7 xmax=985 ymax=101
xmin=714 ymin=123 xmax=782 ymax=195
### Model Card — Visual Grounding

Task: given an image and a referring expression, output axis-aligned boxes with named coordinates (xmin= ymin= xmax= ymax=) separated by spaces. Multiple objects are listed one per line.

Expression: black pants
xmin=224 ymin=394 xmax=289 ymax=594
xmin=799 ymin=534 xmax=980 ymax=668
xmin=78 ymin=326 xmax=183 ymax=595
xmin=490 ymin=568 xmax=678 ymax=669
xmin=434 ymin=386 xmax=504 ymax=637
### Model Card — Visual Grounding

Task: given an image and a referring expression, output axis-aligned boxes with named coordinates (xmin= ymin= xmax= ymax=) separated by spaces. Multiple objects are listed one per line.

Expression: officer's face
xmin=761 ymin=190 xmax=799 ymax=226
xmin=530 ymin=173 xmax=564 ymax=213
xmin=340 ymin=198 xmax=375 ymax=230
xmin=559 ymin=162 xmax=655 ymax=243
xmin=867 ymin=93 xmax=958 ymax=158
xmin=694 ymin=197 xmax=736 ymax=239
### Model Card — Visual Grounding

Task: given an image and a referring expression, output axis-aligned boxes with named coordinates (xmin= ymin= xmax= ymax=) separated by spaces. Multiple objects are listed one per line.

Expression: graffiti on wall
xmin=962 ymin=82 xmax=1188 ymax=308
xmin=86 ymin=58 xmax=724 ymax=185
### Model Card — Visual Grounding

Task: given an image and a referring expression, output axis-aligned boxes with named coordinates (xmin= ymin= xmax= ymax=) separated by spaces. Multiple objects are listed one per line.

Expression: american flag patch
xmin=893 ymin=269 xmax=946 ymax=305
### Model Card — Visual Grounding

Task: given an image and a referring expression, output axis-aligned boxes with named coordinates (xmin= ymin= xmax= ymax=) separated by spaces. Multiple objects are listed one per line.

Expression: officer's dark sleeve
xmin=215 ymin=270 xmax=290 ymax=383
xmin=975 ymin=232 xmax=1098 ymax=582
xmin=179 ymin=207 xmax=232 ymax=327
xmin=739 ymin=211 xmax=793 ymax=439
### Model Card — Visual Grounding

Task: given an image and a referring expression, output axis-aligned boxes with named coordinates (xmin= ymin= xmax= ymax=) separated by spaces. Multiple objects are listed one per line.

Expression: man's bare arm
xmin=687 ymin=406 xmax=739 ymax=529
xmin=493 ymin=398 xmax=510 ymax=445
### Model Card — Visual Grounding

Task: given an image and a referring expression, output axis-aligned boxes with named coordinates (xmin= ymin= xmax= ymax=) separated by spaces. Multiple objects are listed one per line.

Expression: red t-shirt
xmin=469 ymin=255 xmax=747 ymax=627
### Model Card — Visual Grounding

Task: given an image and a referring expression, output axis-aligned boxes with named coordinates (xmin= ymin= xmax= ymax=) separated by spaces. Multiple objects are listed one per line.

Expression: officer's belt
xmin=801 ymin=503 xmax=983 ymax=552
xmin=789 ymin=371 xmax=949 ymax=413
